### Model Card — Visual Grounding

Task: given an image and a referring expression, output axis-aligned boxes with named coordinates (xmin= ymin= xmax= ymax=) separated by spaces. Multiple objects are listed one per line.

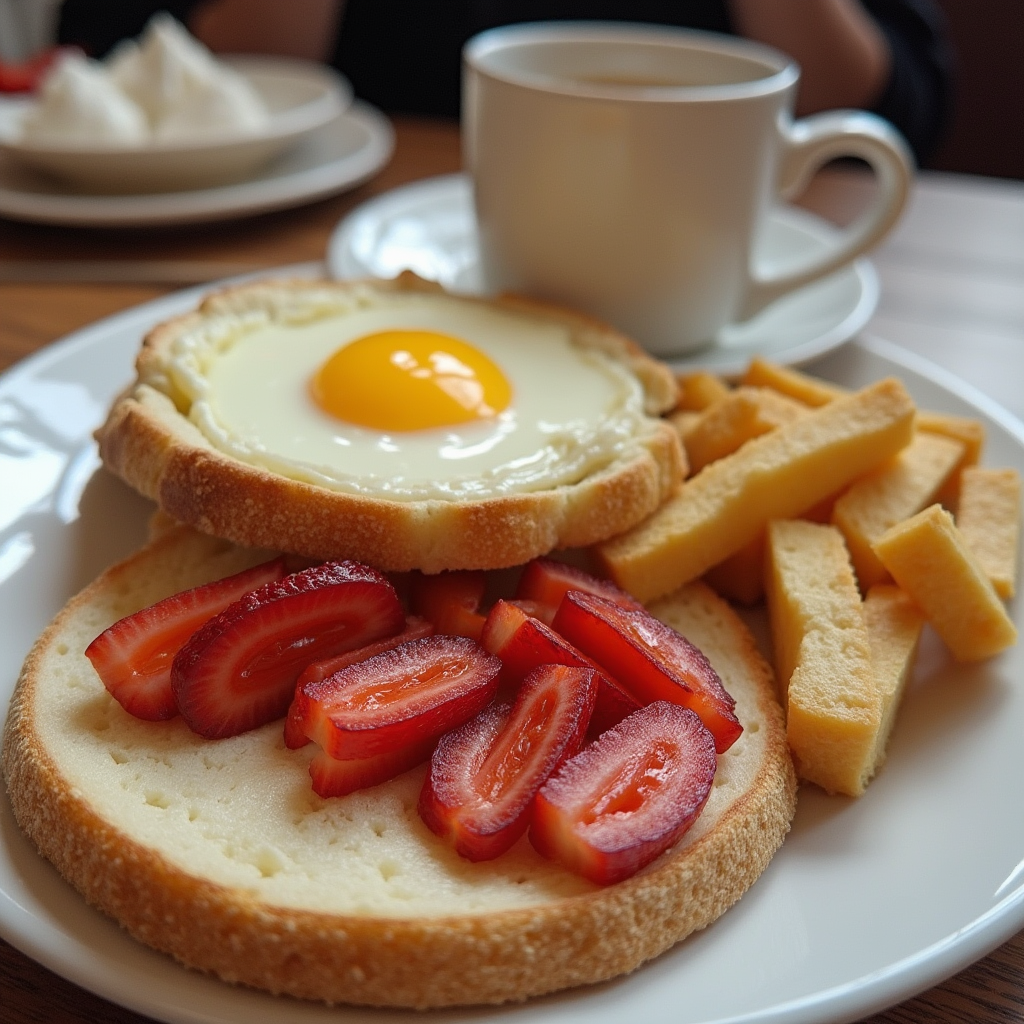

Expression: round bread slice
xmin=2 ymin=527 xmax=796 ymax=1009
xmin=96 ymin=272 xmax=684 ymax=573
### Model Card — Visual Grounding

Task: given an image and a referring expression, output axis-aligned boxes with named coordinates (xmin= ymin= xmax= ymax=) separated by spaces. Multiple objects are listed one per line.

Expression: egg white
xmin=162 ymin=289 xmax=650 ymax=501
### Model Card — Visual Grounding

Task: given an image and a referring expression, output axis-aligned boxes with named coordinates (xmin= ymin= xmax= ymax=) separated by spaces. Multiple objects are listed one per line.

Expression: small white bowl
xmin=0 ymin=56 xmax=352 ymax=193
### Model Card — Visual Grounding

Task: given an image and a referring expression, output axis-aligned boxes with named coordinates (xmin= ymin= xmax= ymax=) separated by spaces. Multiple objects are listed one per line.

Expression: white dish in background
xmin=328 ymin=173 xmax=879 ymax=376
xmin=0 ymin=99 xmax=393 ymax=227
xmin=0 ymin=277 xmax=1023 ymax=1024
xmin=0 ymin=57 xmax=351 ymax=192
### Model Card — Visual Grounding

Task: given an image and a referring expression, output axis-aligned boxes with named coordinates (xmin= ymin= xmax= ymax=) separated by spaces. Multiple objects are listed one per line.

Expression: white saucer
xmin=0 ymin=99 xmax=393 ymax=227
xmin=328 ymin=173 xmax=879 ymax=375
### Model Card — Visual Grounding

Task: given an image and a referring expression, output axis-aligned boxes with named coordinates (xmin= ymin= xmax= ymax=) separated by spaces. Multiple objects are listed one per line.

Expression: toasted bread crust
xmin=2 ymin=529 xmax=795 ymax=1008
xmin=96 ymin=274 xmax=684 ymax=573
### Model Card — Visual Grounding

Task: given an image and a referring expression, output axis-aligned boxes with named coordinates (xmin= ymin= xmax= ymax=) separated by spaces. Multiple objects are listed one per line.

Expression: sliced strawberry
xmin=552 ymin=591 xmax=742 ymax=753
xmin=481 ymin=600 xmax=639 ymax=737
xmin=530 ymin=702 xmax=717 ymax=885
xmin=172 ymin=561 xmax=404 ymax=739
xmin=419 ymin=664 xmax=598 ymax=861
xmin=292 ymin=635 xmax=501 ymax=760
xmin=85 ymin=557 xmax=287 ymax=722
xmin=308 ymin=737 xmax=437 ymax=798
xmin=410 ymin=570 xmax=488 ymax=640
xmin=515 ymin=558 xmax=644 ymax=624
xmin=283 ymin=616 xmax=435 ymax=749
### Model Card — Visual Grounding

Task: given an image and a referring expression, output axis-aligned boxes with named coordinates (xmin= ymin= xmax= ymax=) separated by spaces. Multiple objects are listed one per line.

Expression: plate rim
xmin=325 ymin=171 xmax=879 ymax=376
xmin=1 ymin=294 xmax=1023 ymax=1024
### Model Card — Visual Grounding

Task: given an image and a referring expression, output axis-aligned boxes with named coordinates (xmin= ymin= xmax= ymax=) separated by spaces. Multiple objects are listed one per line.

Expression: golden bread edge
xmin=2 ymin=531 xmax=795 ymax=1009
xmin=95 ymin=274 xmax=685 ymax=574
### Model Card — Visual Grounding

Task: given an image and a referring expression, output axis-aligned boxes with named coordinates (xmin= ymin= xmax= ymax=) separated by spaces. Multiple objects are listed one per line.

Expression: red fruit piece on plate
xmin=0 ymin=46 xmax=73 ymax=92
xmin=410 ymin=570 xmax=488 ymax=640
xmin=515 ymin=558 xmax=644 ymax=624
xmin=308 ymin=737 xmax=438 ymax=798
xmin=293 ymin=635 xmax=501 ymax=760
xmin=530 ymin=701 xmax=717 ymax=885
xmin=419 ymin=664 xmax=598 ymax=861
xmin=85 ymin=557 xmax=287 ymax=722
xmin=481 ymin=600 xmax=639 ymax=737
xmin=283 ymin=616 xmax=435 ymax=749
xmin=552 ymin=591 xmax=742 ymax=753
xmin=172 ymin=561 xmax=405 ymax=739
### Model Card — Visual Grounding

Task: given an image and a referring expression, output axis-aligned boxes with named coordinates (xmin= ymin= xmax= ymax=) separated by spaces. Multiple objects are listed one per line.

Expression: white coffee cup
xmin=463 ymin=22 xmax=912 ymax=357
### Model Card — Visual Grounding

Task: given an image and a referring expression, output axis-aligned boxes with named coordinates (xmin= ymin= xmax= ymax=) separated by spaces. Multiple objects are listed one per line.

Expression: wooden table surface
xmin=1 ymin=116 xmax=1023 ymax=1024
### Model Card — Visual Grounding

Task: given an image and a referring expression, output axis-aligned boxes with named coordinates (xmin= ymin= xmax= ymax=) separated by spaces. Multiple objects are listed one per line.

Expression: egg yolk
xmin=310 ymin=330 xmax=513 ymax=432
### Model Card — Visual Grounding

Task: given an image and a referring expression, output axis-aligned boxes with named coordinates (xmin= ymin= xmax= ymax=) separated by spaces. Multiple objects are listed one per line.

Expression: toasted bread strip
xmin=683 ymin=387 xmax=808 ymax=474
xmin=704 ymin=533 xmax=766 ymax=606
xmin=675 ymin=371 xmax=731 ymax=411
xmin=832 ymin=432 xmax=965 ymax=590
xmin=863 ymin=584 xmax=925 ymax=771
xmin=597 ymin=378 xmax=917 ymax=604
xmin=873 ymin=504 xmax=1017 ymax=662
xmin=955 ymin=467 xmax=1021 ymax=599
xmin=742 ymin=364 xmax=983 ymax=504
xmin=3 ymin=527 xmax=796 ymax=1009
xmin=765 ymin=520 xmax=881 ymax=797
xmin=916 ymin=410 xmax=986 ymax=505
xmin=668 ymin=408 xmax=702 ymax=447
xmin=740 ymin=358 xmax=848 ymax=407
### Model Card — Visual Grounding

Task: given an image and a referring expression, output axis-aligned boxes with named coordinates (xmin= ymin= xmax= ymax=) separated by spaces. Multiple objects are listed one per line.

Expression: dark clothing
xmin=331 ymin=0 xmax=952 ymax=164
xmin=58 ymin=0 xmax=202 ymax=54
xmin=57 ymin=0 xmax=953 ymax=164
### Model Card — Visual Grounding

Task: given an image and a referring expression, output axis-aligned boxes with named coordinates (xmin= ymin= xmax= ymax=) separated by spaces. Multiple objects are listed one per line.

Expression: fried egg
xmin=158 ymin=285 xmax=652 ymax=502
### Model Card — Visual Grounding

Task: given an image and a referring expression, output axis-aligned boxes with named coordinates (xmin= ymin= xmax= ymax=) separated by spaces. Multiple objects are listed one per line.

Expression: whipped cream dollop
xmin=20 ymin=52 xmax=149 ymax=145
xmin=108 ymin=14 xmax=270 ymax=142
xmin=20 ymin=14 xmax=271 ymax=146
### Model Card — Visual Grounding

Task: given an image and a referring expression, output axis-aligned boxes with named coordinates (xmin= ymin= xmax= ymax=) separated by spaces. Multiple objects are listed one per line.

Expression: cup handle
xmin=738 ymin=110 xmax=913 ymax=321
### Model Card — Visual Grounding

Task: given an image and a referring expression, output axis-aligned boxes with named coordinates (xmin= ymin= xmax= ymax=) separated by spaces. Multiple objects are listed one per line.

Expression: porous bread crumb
xmin=863 ymin=584 xmax=925 ymax=771
xmin=765 ymin=519 xmax=881 ymax=797
xmin=955 ymin=466 xmax=1020 ymax=599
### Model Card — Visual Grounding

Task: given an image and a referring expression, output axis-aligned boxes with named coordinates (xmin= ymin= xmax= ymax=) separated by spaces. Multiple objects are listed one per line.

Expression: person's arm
xmin=189 ymin=0 xmax=343 ymax=61
xmin=729 ymin=0 xmax=891 ymax=115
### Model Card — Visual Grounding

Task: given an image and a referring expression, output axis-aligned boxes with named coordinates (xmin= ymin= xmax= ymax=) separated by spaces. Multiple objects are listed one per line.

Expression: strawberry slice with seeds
xmin=419 ymin=664 xmax=598 ymax=860
xmin=410 ymin=570 xmax=488 ymax=640
xmin=530 ymin=702 xmax=717 ymax=885
xmin=283 ymin=616 xmax=435 ymax=749
xmin=481 ymin=600 xmax=639 ymax=737
xmin=308 ymin=737 xmax=438 ymax=798
xmin=85 ymin=557 xmax=287 ymax=721
xmin=292 ymin=635 xmax=501 ymax=760
xmin=172 ymin=561 xmax=404 ymax=738
xmin=515 ymin=558 xmax=644 ymax=624
xmin=552 ymin=591 xmax=742 ymax=753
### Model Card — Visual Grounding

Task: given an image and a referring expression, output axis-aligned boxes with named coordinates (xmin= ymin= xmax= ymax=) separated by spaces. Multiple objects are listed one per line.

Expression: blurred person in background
xmin=55 ymin=0 xmax=953 ymax=165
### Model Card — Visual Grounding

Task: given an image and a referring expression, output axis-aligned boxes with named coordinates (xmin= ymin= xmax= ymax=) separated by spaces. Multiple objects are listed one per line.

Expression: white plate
xmin=0 ymin=57 xmax=352 ymax=192
xmin=1 ymin=287 xmax=1023 ymax=1024
xmin=0 ymin=99 xmax=392 ymax=227
xmin=327 ymin=173 xmax=879 ymax=376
